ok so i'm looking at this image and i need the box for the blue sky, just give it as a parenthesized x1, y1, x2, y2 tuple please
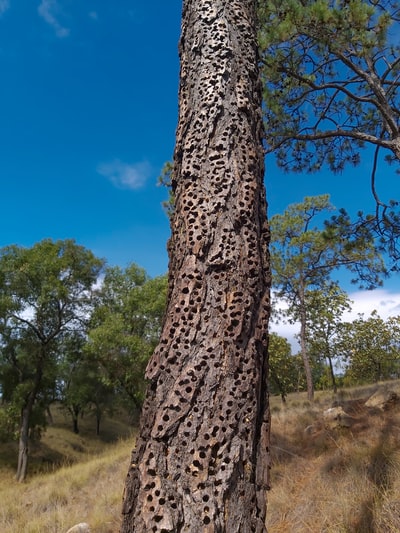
(0, 1, 399, 321)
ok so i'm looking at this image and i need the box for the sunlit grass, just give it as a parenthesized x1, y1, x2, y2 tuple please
(1, 383, 400, 532)
(0, 438, 134, 533)
(267, 380, 400, 532)
(0, 405, 136, 533)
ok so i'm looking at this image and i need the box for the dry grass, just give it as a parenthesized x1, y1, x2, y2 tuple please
(267, 381, 400, 533)
(0, 438, 133, 533)
(2, 384, 400, 532)
(0, 406, 136, 533)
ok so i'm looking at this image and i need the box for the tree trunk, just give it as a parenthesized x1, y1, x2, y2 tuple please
(327, 354, 337, 394)
(95, 404, 101, 436)
(70, 406, 80, 434)
(73, 415, 79, 434)
(16, 406, 30, 483)
(121, 1, 271, 532)
(16, 358, 44, 482)
(299, 289, 314, 401)
(46, 406, 54, 425)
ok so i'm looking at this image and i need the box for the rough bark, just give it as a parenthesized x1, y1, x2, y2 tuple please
(121, 1, 270, 531)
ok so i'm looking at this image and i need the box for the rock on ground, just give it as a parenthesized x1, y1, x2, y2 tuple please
(65, 523, 90, 533)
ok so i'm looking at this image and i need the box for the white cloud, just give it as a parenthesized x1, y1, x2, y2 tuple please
(38, 0, 70, 38)
(344, 289, 400, 321)
(0, 1, 9, 16)
(97, 160, 151, 190)
(88, 11, 98, 21)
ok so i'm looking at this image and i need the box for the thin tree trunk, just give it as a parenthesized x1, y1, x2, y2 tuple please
(299, 289, 314, 401)
(73, 414, 79, 434)
(121, 1, 270, 531)
(16, 358, 44, 482)
(327, 355, 337, 394)
(16, 406, 30, 483)
(69, 405, 80, 434)
(46, 406, 54, 425)
(96, 405, 101, 436)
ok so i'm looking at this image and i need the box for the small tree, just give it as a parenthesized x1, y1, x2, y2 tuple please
(339, 311, 400, 384)
(268, 333, 299, 402)
(306, 284, 352, 393)
(0, 239, 103, 481)
(57, 332, 113, 435)
(271, 195, 385, 400)
(88, 265, 167, 414)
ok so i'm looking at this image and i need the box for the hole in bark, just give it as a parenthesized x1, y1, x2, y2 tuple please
(211, 444, 220, 458)
(203, 516, 211, 525)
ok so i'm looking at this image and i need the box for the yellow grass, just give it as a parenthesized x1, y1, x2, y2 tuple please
(1, 383, 400, 532)
(0, 438, 133, 533)
(267, 381, 400, 532)
(0, 406, 136, 533)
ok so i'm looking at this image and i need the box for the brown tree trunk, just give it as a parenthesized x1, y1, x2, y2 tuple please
(16, 406, 30, 483)
(327, 353, 337, 394)
(16, 358, 44, 482)
(121, 1, 271, 531)
(299, 286, 314, 401)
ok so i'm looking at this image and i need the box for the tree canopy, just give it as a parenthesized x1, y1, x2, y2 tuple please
(258, 0, 400, 259)
(270, 194, 386, 399)
(258, 0, 400, 171)
(0, 239, 104, 481)
(87, 264, 167, 413)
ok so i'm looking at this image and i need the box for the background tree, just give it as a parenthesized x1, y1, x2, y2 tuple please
(121, 1, 271, 531)
(270, 194, 385, 400)
(306, 284, 352, 393)
(339, 311, 400, 384)
(257, 0, 400, 259)
(0, 239, 103, 481)
(88, 265, 167, 416)
(268, 333, 301, 402)
(57, 332, 113, 435)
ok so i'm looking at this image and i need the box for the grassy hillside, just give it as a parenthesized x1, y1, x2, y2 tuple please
(0, 405, 136, 533)
(1, 383, 400, 532)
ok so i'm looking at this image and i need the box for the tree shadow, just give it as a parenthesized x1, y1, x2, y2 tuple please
(349, 411, 398, 532)
(352, 499, 376, 533)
